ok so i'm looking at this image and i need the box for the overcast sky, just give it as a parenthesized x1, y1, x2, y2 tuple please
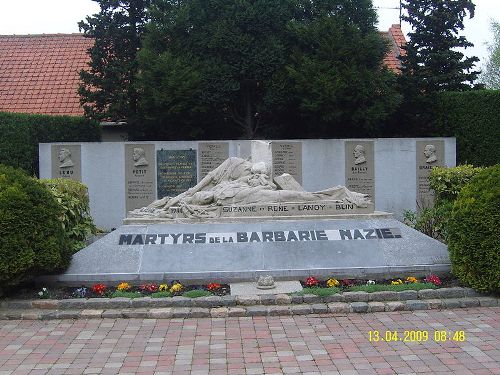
(0, 0, 498, 68)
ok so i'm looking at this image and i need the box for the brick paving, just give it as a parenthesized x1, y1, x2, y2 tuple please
(0, 307, 498, 375)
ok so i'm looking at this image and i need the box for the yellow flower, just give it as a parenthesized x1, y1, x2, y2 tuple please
(326, 278, 340, 288)
(391, 279, 403, 285)
(406, 277, 418, 284)
(117, 282, 131, 291)
(169, 283, 183, 293)
(159, 284, 169, 292)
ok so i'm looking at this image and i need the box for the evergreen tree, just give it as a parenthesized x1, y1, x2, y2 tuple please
(400, 0, 480, 93)
(137, 0, 400, 139)
(78, 0, 150, 121)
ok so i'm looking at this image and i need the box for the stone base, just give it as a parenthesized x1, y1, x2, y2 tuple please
(230, 281, 303, 296)
(124, 210, 390, 225)
(38, 216, 450, 285)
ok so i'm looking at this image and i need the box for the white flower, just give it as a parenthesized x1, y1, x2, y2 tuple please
(38, 291, 43, 296)
(42, 288, 47, 291)
(366, 280, 376, 285)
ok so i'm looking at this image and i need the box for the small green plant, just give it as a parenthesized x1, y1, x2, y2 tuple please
(111, 290, 143, 298)
(41, 179, 97, 253)
(349, 283, 437, 293)
(151, 291, 173, 298)
(298, 287, 341, 296)
(37, 287, 50, 299)
(182, 290, 212, 298)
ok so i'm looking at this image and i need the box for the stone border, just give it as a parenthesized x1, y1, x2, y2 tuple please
(0, 287, 497, 320)
(0, 297, 497, 320)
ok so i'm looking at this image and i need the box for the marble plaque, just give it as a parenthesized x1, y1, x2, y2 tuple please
(157, 149, 197, 198)
(125, 144, 156, 212)
(416, 140, 445, 208)
(271, 142, 302, 185)
(198, 142, 229, 179)
(345, 141, 375, 203)
(51, 145, 81, 181)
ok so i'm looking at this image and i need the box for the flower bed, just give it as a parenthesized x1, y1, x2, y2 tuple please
(2, 275, 457, 301)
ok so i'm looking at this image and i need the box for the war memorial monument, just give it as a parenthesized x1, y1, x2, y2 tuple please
(40, 140, 451, 285)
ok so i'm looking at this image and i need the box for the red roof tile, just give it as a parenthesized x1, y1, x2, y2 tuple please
(381, 24, 406, 73)
(0, 34, 92, 116)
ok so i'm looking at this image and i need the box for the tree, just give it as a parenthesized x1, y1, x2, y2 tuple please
(400, 0, 480, 93)
(481, 20, 500, 89)
(79, 0, 150, 121)
(136, 0, 400, 139)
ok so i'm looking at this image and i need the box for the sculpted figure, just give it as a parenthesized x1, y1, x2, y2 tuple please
(133, 147, 149, 167)
(58, 148, 74, 168)
(129, 157, 370, 219)
(353, 144, 366, 165)
(423, 144, 437, 164)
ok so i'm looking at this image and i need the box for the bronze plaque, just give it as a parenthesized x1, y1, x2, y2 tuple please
(157, 149, 197, 198)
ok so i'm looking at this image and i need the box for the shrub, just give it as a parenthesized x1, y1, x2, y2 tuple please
(0, 112, 100, 175)
(405, 165, 484, 242)
(434, 90, 500, 166)
(430, 165, 484, 204)
(447, 165, 500, 293)
(40, 179, 97, 253)
(0, 164, 71, 290)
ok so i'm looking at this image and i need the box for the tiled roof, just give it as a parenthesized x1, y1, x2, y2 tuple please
(381, 24, 406, 73)
(0, 34, 92, 116)
(0, 27, 405, 117)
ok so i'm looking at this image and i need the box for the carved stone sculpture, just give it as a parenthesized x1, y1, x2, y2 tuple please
(58, 148, 74, 168)
(256, 275, 276, 289)
(133, 147, 149, 167)
(128, 157, 372, 220)
(424, 144, 437, 164)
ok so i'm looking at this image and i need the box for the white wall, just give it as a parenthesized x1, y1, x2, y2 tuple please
(40, 138, 455, 230)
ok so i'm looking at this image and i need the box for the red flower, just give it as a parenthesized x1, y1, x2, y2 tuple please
(207, 283, 221, 291)
(139, 283, 158, 292)
(305, 276, 320, 287)
(425, 275, 442, 286)
(91, 283, 107, 296)
(341, 279, 353, 287)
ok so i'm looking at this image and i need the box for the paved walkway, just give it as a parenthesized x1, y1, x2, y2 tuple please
(0, 307, 498, 375)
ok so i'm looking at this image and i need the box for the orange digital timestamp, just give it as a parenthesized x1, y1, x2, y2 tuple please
(368, 330, 466, 342)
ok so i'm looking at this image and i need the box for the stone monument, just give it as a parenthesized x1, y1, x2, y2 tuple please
(41, 157, 450, 285)
(127, 157, 373, 223)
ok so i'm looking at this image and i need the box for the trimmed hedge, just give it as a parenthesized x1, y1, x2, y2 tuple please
(434, 90, 500, 167)
(447, 165, 500, 293)
(0, 112, 101, 176)
(0, 164, 72, 290)
(41, 179, 97, 253)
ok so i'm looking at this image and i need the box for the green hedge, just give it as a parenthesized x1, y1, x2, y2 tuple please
(0, 164, 72, 290)
(447, 165, 500, 293)
(434, 90, 500, 167)
(0, 112, 101, 176)
(41, 179, 97, 253)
